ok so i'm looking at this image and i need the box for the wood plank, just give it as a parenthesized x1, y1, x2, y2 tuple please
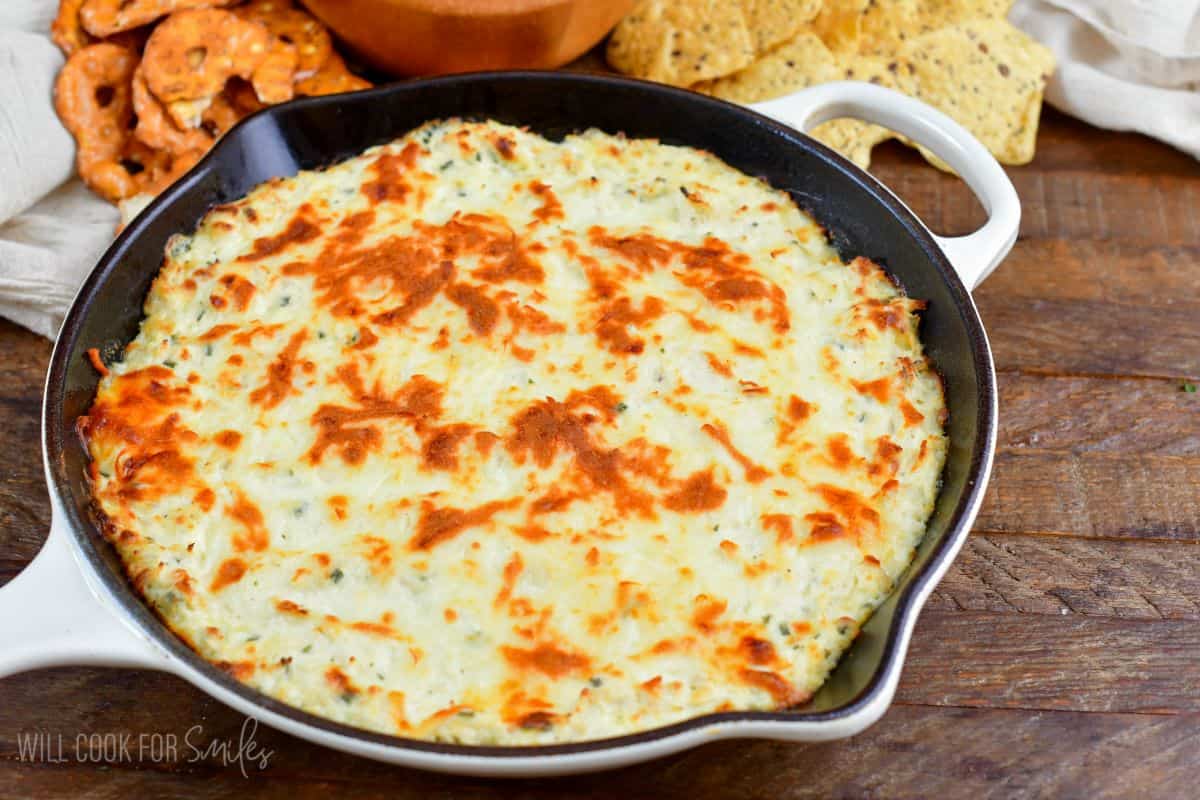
(980, 239, 1200, 376)
(985, 240, 1200, 311)
(0, 320, 51, 583)
(929, 534, 1200, 620)
(1, 704, 1196, 799)
(1018, 172, 1199, 246)
(871, 145, 1200, 245)
(996, 372, 1200, 456)
(898, 610, 1200, 713)
(977, 451, 1200, 541)
(979, 372, 1200, 540)
(980, 294, 1200, 378)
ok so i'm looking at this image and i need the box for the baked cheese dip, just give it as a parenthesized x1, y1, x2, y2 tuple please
(79, 120, 947, 745)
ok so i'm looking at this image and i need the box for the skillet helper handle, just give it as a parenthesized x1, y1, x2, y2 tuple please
(0, 516, 170, 678)
(749, 81, 1021, 290)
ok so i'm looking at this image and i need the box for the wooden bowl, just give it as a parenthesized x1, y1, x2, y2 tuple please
(300, 0, 634, 76)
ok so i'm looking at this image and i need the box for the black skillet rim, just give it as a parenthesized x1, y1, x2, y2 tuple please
(43, 70, 997, 760)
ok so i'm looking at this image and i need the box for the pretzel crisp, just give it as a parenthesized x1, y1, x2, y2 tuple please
(131, 64, 214, 153)
(126, 139, 204, 195)
(79, 0, 237, 38)
(199, 78, 266, 136)
(51, 0, 94, 56)
(141, 8, 296, 126)
(296, 50, 372, 96)
(52, 0, 371, 211)
(234, 0, 333, 78)
(54, 43, 141, 202)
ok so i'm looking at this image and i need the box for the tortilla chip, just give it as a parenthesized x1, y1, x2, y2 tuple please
(831, 52, 916, 90)
(702, 43, 909, 169)
(810, 0, 1012, 58)
(810, 120, 890, 168)
(678, 2, 1053, 170)
(808, 0, 870, 56)
(606, 0, 757, 86)
(901, 19, 1055, 166)
(743, 0, 823, 53)
(814, 55, 915, 168)
(698, 29, 838, 102)
(856, 0, 919, 55)
(913, 0, 1013, 31)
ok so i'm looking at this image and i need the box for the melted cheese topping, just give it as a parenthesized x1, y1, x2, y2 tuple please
(80, 120, 947, 745)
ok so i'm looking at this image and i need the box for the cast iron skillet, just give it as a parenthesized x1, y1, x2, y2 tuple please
(5, 72, 1014, 777)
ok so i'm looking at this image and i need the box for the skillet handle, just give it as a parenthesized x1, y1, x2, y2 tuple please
(749, 81, 1021, 290)
(0, 515, 171, 678)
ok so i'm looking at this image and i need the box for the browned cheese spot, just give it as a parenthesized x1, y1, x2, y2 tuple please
(211, 557, 247, 592)
(529, 180, 563, 224)
(249, 329, 307, 409)
(590, 228, 790, 333)
(739, 668, 809, 707)
(702, 422, 771, 483)
(362, 141, 421, 205)
(506, 387, 658, 516)
(214, 429, 243, 449)
(228, 489, 269, 552)
(307, 368, 443, 466)
(409, 498, 520, 551)
(761, 513, 794, 544)
(238, 215, 320, 263)
(664, 469, 727, 513)
(851, 377, 892, 403)
(500, 642, 591, 679)
(77, 366, 197, 503)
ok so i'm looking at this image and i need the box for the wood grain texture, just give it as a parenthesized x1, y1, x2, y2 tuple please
(0, 324, 51, 582)
(2, 702, 1198, 799)
(2, 107, 1199, 795)
(878, 164, 1200, 245)
(996, 373, 1200, 456)
(978, 451, 1200, 540)
(929, 534, 1200, 620)
(899, 611, 1200, 713)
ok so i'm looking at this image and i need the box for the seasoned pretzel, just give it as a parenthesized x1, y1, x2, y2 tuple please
(199, 91, 243, 136)
(115, 143, 204, 227)
(234, 0, 333, 78)
(53, 43, 140, 202)
(197, 76, 267, 135)
(126, 140, 204, 195)
(226, 76, 267, 114)
(295, 51, 371, 96)
(51, 0, 93, 56)
(79, 0, 237, 38)
(107, 25, 155, 54)
(131, 64, 214, 154)
(251, 38, 299, 103)
(141, 8, 295, 122)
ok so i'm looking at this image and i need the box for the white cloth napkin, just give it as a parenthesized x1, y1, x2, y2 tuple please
(0, 4, 118, 339)
(1011, 0, 1200, 158)
(0, 1, 1198, 339)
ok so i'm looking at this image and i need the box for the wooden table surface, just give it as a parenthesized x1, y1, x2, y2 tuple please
(1, 107, 1197, 798)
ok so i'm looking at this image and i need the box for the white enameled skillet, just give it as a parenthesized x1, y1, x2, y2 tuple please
(1, 73, 1016, 777)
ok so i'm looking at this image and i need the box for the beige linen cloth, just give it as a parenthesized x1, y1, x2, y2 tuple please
(0, 3, 118, 339)
(0, 1, 1197, 339)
